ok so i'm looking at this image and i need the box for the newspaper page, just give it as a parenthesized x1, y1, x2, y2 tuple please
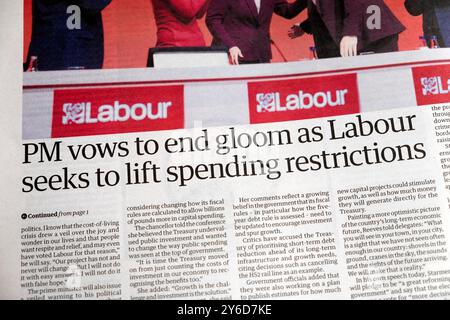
(1, 0, 450, 303)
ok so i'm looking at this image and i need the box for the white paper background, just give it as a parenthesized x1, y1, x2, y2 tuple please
(0, 0, 23, 299)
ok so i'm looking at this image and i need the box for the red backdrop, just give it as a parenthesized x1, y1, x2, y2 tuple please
(23, 0, 423, 69)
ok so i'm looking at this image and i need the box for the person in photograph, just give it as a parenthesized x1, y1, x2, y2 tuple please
(206, 0, 305, 65)
(404, 0, 450, 48)
(26, 0, 112, 71)
(152, 0, 210, 47)
(288, 0, 405, 59)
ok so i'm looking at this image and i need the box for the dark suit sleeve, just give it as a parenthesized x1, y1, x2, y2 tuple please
(341, 0, 365, 38)
(76, 0, 112, 12)
(39, 0, 64, 4)
(300, 18, 312, 34)
(206, 0, 237, 49)
(404, 0, 425, 16)
(37, 0, 111, 11)
(274, 0, 307, 19)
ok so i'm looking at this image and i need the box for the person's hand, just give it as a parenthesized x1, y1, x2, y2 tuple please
(229, 46, 243, 65)
(288, 24, 305, 39)
(340, 36, 358, 57)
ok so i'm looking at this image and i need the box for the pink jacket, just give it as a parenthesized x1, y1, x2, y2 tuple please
(152, 0, 209, 47)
